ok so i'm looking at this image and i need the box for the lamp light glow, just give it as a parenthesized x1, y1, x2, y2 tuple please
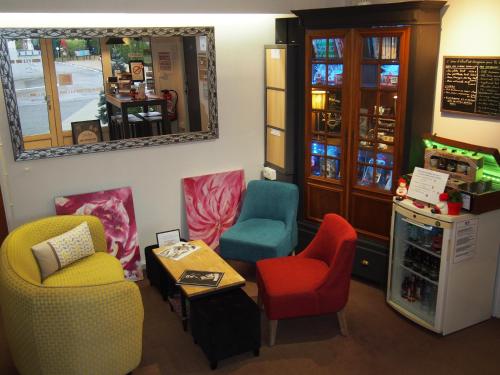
(311, 90, 326, 110)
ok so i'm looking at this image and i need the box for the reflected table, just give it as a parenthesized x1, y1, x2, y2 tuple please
(105, 93, 170, 139)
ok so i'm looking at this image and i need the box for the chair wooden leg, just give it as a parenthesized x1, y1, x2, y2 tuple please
(337, 308, 349, 337)
(269, 319, 278, 346)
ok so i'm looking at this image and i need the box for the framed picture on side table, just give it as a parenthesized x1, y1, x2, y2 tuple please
(71, 119, 103, 145)
(156, 229, 181, 247)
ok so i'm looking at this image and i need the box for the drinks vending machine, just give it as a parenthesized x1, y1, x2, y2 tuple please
(386, 198, 500, 335)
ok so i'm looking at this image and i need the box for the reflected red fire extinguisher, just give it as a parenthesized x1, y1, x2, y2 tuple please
(161, 89, 178, 121)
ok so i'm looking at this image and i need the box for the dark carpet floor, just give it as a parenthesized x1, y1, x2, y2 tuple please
(1, 262, 500, 375)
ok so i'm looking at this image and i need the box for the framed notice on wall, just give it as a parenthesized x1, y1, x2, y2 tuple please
(129, 60, 145, 82)
(441, 56, 500, 119)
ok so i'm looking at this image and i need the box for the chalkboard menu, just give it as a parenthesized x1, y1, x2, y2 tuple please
(441, 56, 500, 118)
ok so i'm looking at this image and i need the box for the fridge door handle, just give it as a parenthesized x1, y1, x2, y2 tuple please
(401, 217, 434, 231)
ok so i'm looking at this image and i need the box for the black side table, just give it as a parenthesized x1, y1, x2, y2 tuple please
(144, 244, 170, 299)
(189, 288, 261, 370)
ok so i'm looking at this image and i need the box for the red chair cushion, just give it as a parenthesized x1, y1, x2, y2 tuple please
(257, 256, 329, 320)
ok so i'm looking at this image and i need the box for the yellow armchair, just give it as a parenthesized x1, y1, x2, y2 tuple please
(0, 215, 144, 375)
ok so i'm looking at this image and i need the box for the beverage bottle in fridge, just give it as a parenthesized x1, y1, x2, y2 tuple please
(401, 276, 409, 299)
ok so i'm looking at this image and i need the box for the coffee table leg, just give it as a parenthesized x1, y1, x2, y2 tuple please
(181, 294, 188, 331)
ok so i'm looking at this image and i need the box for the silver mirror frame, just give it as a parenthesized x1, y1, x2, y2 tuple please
(0, 27, 218, 161)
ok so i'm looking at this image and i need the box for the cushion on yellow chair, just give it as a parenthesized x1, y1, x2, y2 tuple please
(43, 252, 124, 287)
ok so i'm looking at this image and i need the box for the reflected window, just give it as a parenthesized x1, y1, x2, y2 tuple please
(7, 38, 50, 137)
(52, 38, 103, 131)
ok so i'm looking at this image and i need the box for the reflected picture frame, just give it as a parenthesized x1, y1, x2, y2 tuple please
(156, 229, 181, 247)
(129, 60, 145, 82)
(71, 120, 103, 145)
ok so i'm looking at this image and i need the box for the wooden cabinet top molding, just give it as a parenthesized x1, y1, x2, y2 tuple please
(292, 1, 447, 29)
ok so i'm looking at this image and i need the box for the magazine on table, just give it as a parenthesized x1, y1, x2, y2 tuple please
(176, 270, 224, 287)
(157, 241, 200, 261)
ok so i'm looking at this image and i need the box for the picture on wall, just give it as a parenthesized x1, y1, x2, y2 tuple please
(54, 187, 142, 281)
(183, 170, 245, 250)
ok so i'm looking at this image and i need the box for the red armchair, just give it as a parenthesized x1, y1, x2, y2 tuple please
(256, 214, 357, 345)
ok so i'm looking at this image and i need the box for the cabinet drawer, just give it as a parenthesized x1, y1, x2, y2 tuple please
(352, 248, 387, 285)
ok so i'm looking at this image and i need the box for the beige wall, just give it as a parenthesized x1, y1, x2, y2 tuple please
(432, 0, 500, 149)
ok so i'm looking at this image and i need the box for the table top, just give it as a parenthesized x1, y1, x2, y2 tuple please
(153, 240, 245, 298)
(106, 93, 164, 107)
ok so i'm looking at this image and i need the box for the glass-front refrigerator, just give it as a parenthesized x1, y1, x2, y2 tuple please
(387, 198, 500, 335)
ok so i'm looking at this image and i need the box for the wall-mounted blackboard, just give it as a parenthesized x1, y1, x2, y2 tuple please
(441, 56, 500, 119)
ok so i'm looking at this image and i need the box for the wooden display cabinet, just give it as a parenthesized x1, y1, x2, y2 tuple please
(293, 1, 446, 285)
(304, 26, 410, 242)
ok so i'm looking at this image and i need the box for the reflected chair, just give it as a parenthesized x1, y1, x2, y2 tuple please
(138, 111, 163, 136)
(110, 113, 145, 139)
(0, 215, 144, 375)
(256, 213, 357, 346)
(219, 180, 299, 263)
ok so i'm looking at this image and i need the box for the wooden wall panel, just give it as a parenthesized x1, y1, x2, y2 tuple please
(266, 89, 285, 129)
(265, 48, 285, 89)
(266, 127, 285, 168)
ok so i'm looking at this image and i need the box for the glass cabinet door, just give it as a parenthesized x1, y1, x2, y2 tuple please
(389, 211, 444, 327)
(355, 34, 402, 192)
(309, 36, 344, 182)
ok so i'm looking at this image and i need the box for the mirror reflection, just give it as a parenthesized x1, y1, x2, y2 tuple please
(0, 27, 217, 160)
(7, 34, 209, 149)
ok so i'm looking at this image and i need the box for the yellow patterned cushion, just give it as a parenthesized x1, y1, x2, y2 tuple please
(43, 252, 124, 287)
(32, 221, 95, 280)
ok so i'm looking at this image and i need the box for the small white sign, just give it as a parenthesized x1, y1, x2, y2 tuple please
(270, 128, 281, 136)
(453, 219, 478, 263)
(407, 167, 449, 205)
(271, 49, 281, 59)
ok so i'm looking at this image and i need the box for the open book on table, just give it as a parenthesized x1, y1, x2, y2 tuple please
(157, 241, 200, 261)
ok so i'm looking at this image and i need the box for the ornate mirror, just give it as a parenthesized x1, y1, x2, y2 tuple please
(0, 27, 218, 160)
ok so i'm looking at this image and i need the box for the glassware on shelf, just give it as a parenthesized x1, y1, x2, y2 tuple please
(326, 112, 342, 134)
(312, 112, 326, 132)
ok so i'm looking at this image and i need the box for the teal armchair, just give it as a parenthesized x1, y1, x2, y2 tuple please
(219, 180, 299, 263)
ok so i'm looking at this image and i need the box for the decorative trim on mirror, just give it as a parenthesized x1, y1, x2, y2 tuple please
(0, 27, 218, 161)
